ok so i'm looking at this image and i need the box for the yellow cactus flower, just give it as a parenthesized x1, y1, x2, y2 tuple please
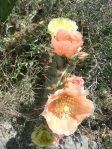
(48, 18, 78, 35)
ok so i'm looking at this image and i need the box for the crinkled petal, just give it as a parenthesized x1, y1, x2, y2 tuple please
(51, 30, 83, 58)
(64, 84, 87, 98)
(51, 37, 72, 57)
(48, 18, 78, 35)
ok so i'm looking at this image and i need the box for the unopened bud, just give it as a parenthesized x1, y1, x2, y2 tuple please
(77, 52, 89, 61)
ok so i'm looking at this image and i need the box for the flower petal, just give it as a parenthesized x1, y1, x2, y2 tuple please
(51, 30, 83, 58)
(71, 99, 94, 124)
(46, 89, 64, 105)
(42, 112, 78, 136)
(48, 18, 78, 35)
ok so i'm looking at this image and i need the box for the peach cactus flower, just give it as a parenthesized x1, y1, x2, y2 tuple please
(41, 76, 94, 136)
(51, 29, 83, 58)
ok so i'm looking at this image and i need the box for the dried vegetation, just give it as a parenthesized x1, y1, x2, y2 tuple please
(0, 0, 112, 148)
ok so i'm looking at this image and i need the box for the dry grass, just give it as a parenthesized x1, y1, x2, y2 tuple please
(0, 0, 112, 148)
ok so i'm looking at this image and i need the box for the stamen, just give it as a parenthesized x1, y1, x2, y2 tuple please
(53, 95, 75, 118)
(64, 106, 69, 112)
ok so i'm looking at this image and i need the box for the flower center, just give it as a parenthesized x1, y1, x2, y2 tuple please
(64, 106, 69, 112)
(53, 95, 74, 118)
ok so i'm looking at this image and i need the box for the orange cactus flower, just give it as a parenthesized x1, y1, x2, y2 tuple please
(41, 78, 94, 136)
(51, 29, 83, 58)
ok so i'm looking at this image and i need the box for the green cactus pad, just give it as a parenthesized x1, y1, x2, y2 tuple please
(31, 125, 55, 147)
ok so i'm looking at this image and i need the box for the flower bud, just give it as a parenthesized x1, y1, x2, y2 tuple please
(77, 52, 89, 61)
